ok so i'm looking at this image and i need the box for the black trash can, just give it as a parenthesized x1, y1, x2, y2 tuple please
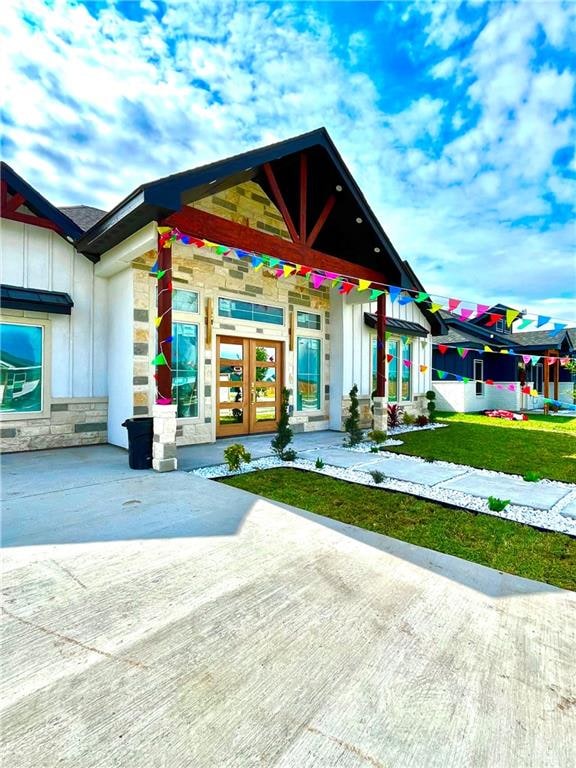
(122, 417, 154, 469)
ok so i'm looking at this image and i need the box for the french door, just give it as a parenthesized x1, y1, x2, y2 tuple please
(216, 336, 283, 437)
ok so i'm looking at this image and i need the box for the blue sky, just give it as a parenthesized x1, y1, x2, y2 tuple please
(2, 0, 575, 322)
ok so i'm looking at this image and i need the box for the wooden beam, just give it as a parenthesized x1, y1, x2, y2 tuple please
(262, 162, 299, 243)
(164, 206, 388, 283)
(6, 193, 26, 214)
(299, 153, 307, 243)
(306, 194, 336, 248)
(0, 181, 7, 208)
(2, 209, 62, 233)
(156, 236, 173, 404)
(376, 293, 387, 397)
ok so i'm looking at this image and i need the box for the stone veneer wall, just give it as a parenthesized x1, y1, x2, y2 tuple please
(0, 398, 108, 453)
(130, 246, 331, 445)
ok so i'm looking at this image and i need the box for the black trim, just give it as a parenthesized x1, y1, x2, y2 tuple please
(1, 162, 84, 243)
(0, 284, 74, 315)
(364, 313, 428, 337)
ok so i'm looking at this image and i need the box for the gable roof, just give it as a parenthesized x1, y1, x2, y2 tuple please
(59, 205, 107, 232)
(73, 128, 419, 287)
(0, 162, 84, 242)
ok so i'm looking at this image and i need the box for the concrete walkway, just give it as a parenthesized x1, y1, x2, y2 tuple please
(1, 445, 575, 767)
(181, 430, 574, 512)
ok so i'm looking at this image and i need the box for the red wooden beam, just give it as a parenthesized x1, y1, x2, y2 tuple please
(6, 193, 26, 214)
(299, 153, 307, 243)
(306, 194, 336, 248)
(164, 206, 388, 283)
(1, 181, 9, 209)
(156, 236, 173, 404)
(262, 162, 299, 243)
(376, 293, 387, 397)
(2, 209, 62, 234)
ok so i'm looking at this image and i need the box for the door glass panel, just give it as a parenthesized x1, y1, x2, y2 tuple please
(297, 337, 321, 410)
(387, 340, 398, 403)
(220, 342, 243, 361)
(255, 366, 276, 383)
(254, 346, 276, 364)
(220, 364, 243, 382)
(219, 407, 244, 425)
(255, 406, 276, 422)
(173, 323, 198, 417)
(255, 385, 276, 403)
(219, 386, 244, 404)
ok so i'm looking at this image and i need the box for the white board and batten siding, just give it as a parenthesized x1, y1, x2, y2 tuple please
(0, 219, 108, 399)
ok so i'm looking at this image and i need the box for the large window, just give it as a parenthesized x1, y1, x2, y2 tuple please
(218, 298, 283, 325)
(297, 337, 321, 410)
(173, 289, 199, 313)
(474, 359, 484, 396)
(371, 336, 411, 402)
(172, 323, 198, 417)
(0, 323, 43, 414)
(296, 311, 321, 330)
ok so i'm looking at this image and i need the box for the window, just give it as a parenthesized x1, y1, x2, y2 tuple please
(218, 298, 283, 325)
(371, 336, 411, 402)
(173, 289, 199, 313)
(172, 323, 198, 417)
(0, 323, 43, 414)
(474, 359, 484, 396)
(297, 337, 321, 410)
(296, 311, 321, 330)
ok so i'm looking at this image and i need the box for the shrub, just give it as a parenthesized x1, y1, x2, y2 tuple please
(378, 445, 388, 451)
(425, 390, 437, 423)
(415, 415, 429, 427)
(344, 384, 364, 446)
(271, 387, 294, 460)
(370, 446, 379, 453)
(367, 429, 387, 444)
(282, 449, 297, 462)
(488, 496, 510, 512)
(387, 403, 403, 429)
(315, 457, 325, 469)
(523, 471, 541, 482)
(403, 412, 416, 426)
(223, 443, 252, 472)
(370, 470, 385, 484)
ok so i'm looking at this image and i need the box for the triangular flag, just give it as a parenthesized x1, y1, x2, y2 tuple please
(162, 335, 173, 344)
(438, 344, 448, 354)
(486, 379, 494, 385)
(506, 309, 520, 327)
(215, 246, 229, 255)
(476, 304, 490, 316)
(507, 384, 516, 391)
(522, 355, 531, 364)
(549, 323, 566, 336)
(460, 308, 474, 321)
(560, 357, 570, 365)
(156, 397, 172, 405)
(235, 249, 251, 259)
(531, 356, 540, 365)
(310, 273, 326, 290)
(398, 295, 414, 305)
(369, 289, 385, 301)
(386, 354, 394, 363)
(156, 270, 166, 280)
(485, 313, 501, 327)
(516, 318, 533, 330)
(388, 286, 401, 303)
(180, 235, 191, 245)
(324, 271, 339, 282)
(414, 292, 429, 303)
(339, 281, 355, 294)
(457, 347, 469, 358)
(448, 298, 461, 312)
(203, 240, 218, 248)
(299, 266, 312, 277)
(483, 345, 493, 353)
(331, 276, 343, 288)
(536, 315, 551, 328)
(267, 257, 281, 268)
(274, 268, 284, 278)
(530, 388, 538, 397)
(151, 352, 167, 366)
(455, 375, 463, 381)
(496, 384, 504, 390)
(499, 349, 509, 355)
(357, 279, 371, 291)
(403, 359, 412, 368)
(157, 226, 172, 234)
(149, 260, 159, 274)
(437, 370, 447, 379)
(154, 316, 162, 328)
(522, 386, 531, 395)
(462, 377, 470, 384)
(546, 357, 556, 365)
(252, 256, 263, 269)
(429, 303, 443, 313)
(419, 365, 428, 373)
(283, 265, 296, 278)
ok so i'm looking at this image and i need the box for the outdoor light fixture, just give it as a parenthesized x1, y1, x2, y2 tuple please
(374, 247, 381, 253)
(335, 184, 343, 191)
(356, 217, 363, 224)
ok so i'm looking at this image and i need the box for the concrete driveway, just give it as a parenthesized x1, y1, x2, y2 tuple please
(1, 446, 575, 767)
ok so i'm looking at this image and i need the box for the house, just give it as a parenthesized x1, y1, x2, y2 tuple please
(1, 129, 443, 466)
(431, 306, 575, 412)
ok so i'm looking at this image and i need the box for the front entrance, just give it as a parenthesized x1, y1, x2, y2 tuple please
(216, 336, 283, 437)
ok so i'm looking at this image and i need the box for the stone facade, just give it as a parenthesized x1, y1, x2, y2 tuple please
(128, 180, 332, 445)
(1, 398, 108, 453)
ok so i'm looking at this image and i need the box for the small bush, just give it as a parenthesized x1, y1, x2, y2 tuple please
(387, 403, 403, 429)
(403, 412, 416, 426)
(369, 470, 385, 484)
(367, 429, 387, 444)
(282, 449, 297, 462)
(223, 443, 252, 472)
(423, 456, 435, 463)
(415, 415, 429, 427)
(271, 387, 294, 460)
(315, 457, 325, 469)
(523, 471, 541, 482)
(425, 390, 437, 423)
(378, 445, 388, 451)
(370, 446, 379, 453)
(344, 384, 364, 446)
(488, 496, 510, 512)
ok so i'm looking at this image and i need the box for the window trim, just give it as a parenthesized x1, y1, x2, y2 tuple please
(0, 316, 51, 421)
(296, 335, 322, 413)
(216, 295, 285, 327)
(474, 358, 484, 396)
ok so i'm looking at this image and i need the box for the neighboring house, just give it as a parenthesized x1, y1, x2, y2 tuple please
(432, 306, 575, 412)
(1, 129, 442, 458)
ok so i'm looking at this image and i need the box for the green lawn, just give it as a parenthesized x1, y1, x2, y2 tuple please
(386, 412, 576, 482)
(222, 469, 576, 591)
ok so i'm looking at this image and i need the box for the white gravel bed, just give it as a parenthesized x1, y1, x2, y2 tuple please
(344, 422, 447, 452)
(191, 455, 576, 537)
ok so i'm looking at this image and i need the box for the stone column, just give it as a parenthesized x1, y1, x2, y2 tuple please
(372, 396, 387, 432)
(152, 403, 177, 472)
